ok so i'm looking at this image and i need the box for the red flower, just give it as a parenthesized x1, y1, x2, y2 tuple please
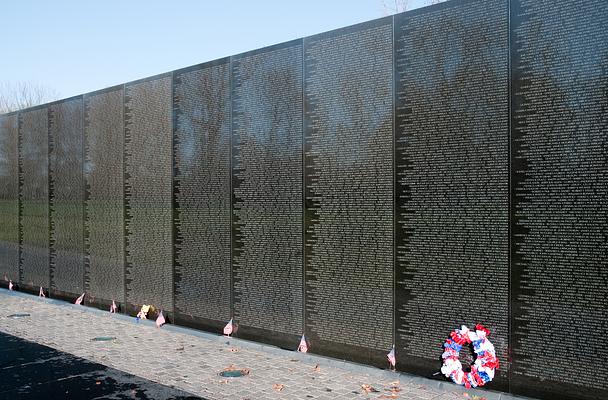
(475, 324, 491, 336)
(450, 331, 469, 345)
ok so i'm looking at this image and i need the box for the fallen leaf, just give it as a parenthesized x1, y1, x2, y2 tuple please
(361, 384, 379, 393)
(273, 383, 284, 392)
(386, 381, 401, 393)
(313, 364, 320, 373)
(175, 346, 185, 351)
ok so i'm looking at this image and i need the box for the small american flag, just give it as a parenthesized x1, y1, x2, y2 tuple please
(39, 287, 45, 298)
(223, 318, 233, 336)
(387, 345, 396, 368)
(156, 310, 166, 328)
(8, 280, 13, 291)
(298, 334, 308, 353)
(110, 300, 117, 313)
(75, 293, 85, 305)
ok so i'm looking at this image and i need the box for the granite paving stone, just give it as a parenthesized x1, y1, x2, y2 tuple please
(0, 290, 534, 400)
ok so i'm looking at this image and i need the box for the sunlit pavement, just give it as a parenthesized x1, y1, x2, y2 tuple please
(0, 289, 533, 400)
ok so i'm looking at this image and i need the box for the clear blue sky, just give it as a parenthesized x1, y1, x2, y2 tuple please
(1, 0, 431, 100)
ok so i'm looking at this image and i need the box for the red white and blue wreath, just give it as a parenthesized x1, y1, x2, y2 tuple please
(441, 324, 499, 388)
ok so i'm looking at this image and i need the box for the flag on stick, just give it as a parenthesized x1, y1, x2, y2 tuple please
(156, 310, 166, 328)
(39, 287, 45, 298)
(298, 334, 308, 353)
(8, 280, 13, 291)
(387, 345, 396, 369)
(75, 293, 85, 305)
(223, 318, 233, 336)
(110, 300, 117, 313)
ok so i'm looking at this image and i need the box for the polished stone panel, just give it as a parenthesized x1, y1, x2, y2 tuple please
(84, 87, 125, 304)
(232, 41, 303, 343)
(394, 0, 509, 387)
(0, 114, 20, 282)
(3, 3, 607, 398)
(511, 1, 608, 398)
(173, 60, 231, 326)
(124, 76, 173, 312)
(19, 107, 50, 288)
(304, 18, 393, 364)
(49, 98, 85, 295)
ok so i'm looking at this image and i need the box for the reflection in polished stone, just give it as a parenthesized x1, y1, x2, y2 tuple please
(174, 61, 231, 322)
(84, 88, 125, 303)
(0, 114, 20, 281)
(19, 107, 50, 288)
(232, 42, 303, 336)
(124, 76, 173, 311)
(511, 0, 608, 396)
(394, 0, 509, 384)
(49, 98, 84, 295)
(304, 19, 393, 353)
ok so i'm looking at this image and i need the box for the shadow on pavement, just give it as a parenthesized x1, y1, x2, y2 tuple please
(0, 331, 204, 400)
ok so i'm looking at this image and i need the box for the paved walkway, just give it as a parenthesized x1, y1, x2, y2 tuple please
(0, 290, 531, 400)
(0, 331, 201, 400)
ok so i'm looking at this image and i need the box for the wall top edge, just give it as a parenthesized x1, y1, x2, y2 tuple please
(0, 110, 19, 118)
(304, 15, 393, 43)
(231, 38, 303, 61)
(173, 56, 231, 75)
(124, 71, 173, 88)
(83, 84, 125, 99)
(47, 95, 84, 108)
(395, 0, 503, 22)
(13, 102, 50, 115)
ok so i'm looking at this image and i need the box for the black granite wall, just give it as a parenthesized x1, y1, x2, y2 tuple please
(173, 59, 232, 331)
(0, 114, 19, 281)
(232, 40, 304, 346)
(1, 1, 606, 398)
(84, 86, 125, 307)
(395, 0, 510, 389)
(510, 1, 608, 399)
(304, 17, 394, 365)
(49, 97, 85, 297)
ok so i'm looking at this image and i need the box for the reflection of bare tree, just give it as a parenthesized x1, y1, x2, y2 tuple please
(49, 98, 84, 293)
(124, 76, 173, 310)
(0, 115, 18, 193)
(0, 82, 59, 114)
(20, 107, 50, 288)
(175, 66, 228, 176)
(173, 63, 231, 320)
(232, 45, 304, 334)
(304, 21, 394, 350)
(0, 114, 19, 281)
(84, 88, 124, 302)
